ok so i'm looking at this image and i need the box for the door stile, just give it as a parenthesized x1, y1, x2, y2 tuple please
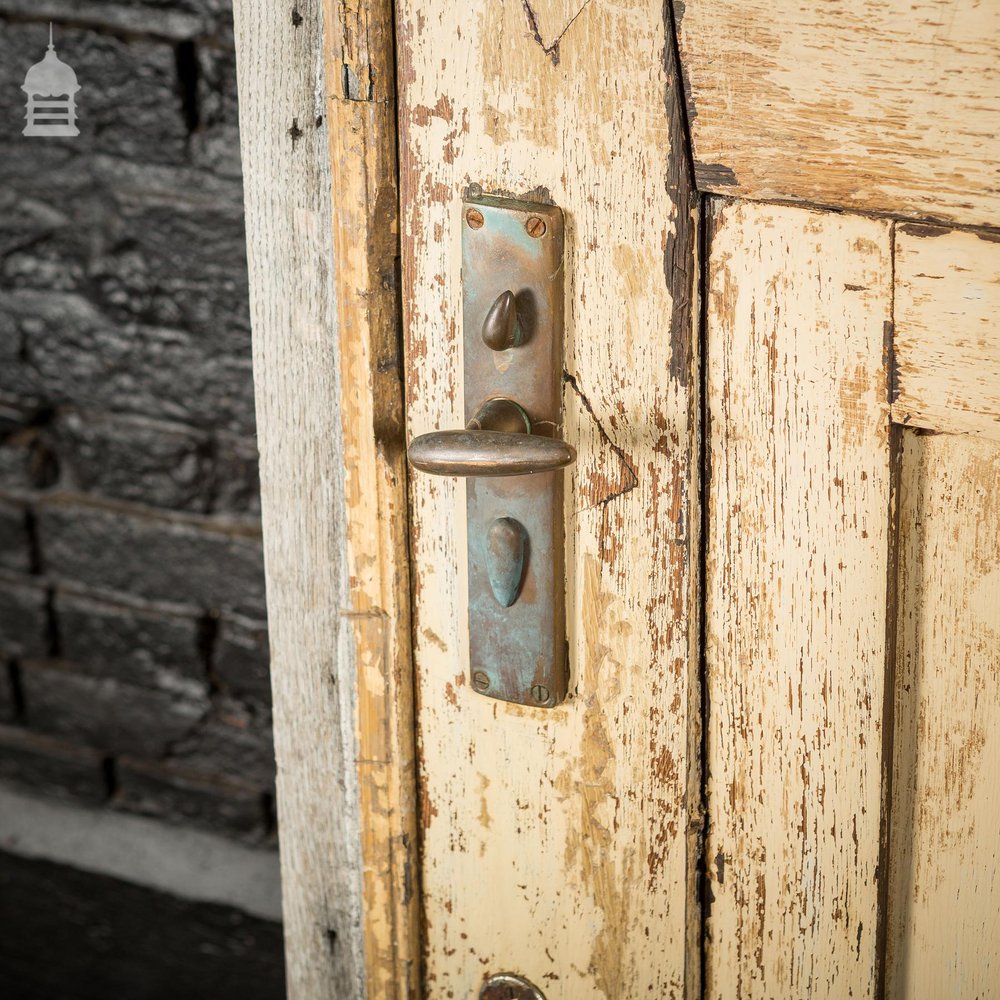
(703, 198, 895, 998)
(395, 1, 703, 993)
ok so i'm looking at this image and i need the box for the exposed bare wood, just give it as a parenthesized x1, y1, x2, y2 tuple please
(395, 0, 700, 994)
(892, 225, 1000, 441)
(233, 0, 416, 995)
(886, 431, 1000, 998)
(675, 0, 1000, 227)
(704, 199, 893, 998)
(322, 1, 420, 995)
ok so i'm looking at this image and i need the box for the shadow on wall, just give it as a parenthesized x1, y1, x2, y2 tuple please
(0, 3, 284, 996)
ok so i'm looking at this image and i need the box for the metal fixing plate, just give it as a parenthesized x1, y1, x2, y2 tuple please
(462, 195, 567, 709)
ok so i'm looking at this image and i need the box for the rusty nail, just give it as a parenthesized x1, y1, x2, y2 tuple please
(525, 216, 546, 238)
(472, 671, 490, 692)
(466, 208, 485, 229)
(531, 684, 549, 703)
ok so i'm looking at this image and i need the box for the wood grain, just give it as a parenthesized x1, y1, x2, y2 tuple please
(892, 225, 1000, 441)
(886, 431, 1000, 999)
(396, 0, 700, 995)
(676, 0, 1000, 227)
(704, 199, 893, 998)
(322, 1, 420, 995)
(234, 0, 416, 995)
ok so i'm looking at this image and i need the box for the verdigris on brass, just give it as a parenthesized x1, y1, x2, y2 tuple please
(486, 517, 527, 607)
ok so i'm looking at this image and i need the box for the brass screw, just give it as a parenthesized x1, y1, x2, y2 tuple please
(531, 684, 549, 703)
(466, 208, 485, 229)
(525, 216, 546, 238)
(472, 671, 490, 692)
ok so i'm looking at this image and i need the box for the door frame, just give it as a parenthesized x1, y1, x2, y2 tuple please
(233, 0, 418, 995)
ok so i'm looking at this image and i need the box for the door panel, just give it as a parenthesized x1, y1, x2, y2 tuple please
(395, 0, 699, 994)
(887, 431, 1000, 999)
(704, 200, 893, 998)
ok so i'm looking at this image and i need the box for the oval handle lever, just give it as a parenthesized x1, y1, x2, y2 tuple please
(408, 397, 576, 478)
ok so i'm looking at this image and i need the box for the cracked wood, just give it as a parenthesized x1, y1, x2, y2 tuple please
(396, 0, 699, 995)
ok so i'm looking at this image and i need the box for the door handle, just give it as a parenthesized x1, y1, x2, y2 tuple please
(406, 196, 569, 708)
(408, 397, 576, 477)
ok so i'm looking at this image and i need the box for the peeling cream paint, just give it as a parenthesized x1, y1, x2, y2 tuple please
(704, 200, 892, 1000)
(677, 0, 1000, 227)
(893, 227, 1000, 441)
(396, 0, 699, 995)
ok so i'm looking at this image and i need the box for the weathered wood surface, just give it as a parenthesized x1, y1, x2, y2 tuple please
(886, 431, 1000, 999)
(892, 225, 1000, 441)
(396, 0, 700, 995)
(675, 0, 1000, 227)
(321, 1, 419, 995)
(704, 200, 893, 998)
(233, 0, 416, 995)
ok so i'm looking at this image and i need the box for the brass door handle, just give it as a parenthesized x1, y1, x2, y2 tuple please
(409, 197, 570, 708)
(408, 397, 576, 478)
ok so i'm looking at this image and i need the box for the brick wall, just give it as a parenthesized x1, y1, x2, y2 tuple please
(0, 2, 275, 846)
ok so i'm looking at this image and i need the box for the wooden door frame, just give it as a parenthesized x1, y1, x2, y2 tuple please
(233, 1, 418, 995)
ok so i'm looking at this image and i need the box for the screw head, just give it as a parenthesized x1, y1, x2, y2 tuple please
(472, 671, 490, 692)
(530, 684, 550, 704)
(525, 216, 546, 238)
(466, 208, 485, 229)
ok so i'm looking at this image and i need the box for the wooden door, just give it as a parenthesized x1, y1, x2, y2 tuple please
(233, 0, 999, 996)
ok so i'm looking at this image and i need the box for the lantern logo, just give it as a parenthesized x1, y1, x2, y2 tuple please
(22, 24, 80, 138)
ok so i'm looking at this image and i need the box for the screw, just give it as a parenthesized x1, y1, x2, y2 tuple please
(472, 671, 490, 692)
(466, 208, 484, 229)
(530, 684, 549, 703)
(525, 216, 546, 238)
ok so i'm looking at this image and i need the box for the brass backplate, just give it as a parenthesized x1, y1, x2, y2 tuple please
(463, 195, 567, 708)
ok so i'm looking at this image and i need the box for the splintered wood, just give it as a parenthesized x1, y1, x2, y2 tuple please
(396, 0, 699, 995)
(704, 200, 893, 999)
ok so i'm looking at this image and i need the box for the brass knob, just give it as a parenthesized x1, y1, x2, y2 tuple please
(481, 290, 523, 351)
(407, 397, 575, 478)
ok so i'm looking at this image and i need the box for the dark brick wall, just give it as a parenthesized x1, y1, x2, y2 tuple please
(0, 2, 275, 846)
